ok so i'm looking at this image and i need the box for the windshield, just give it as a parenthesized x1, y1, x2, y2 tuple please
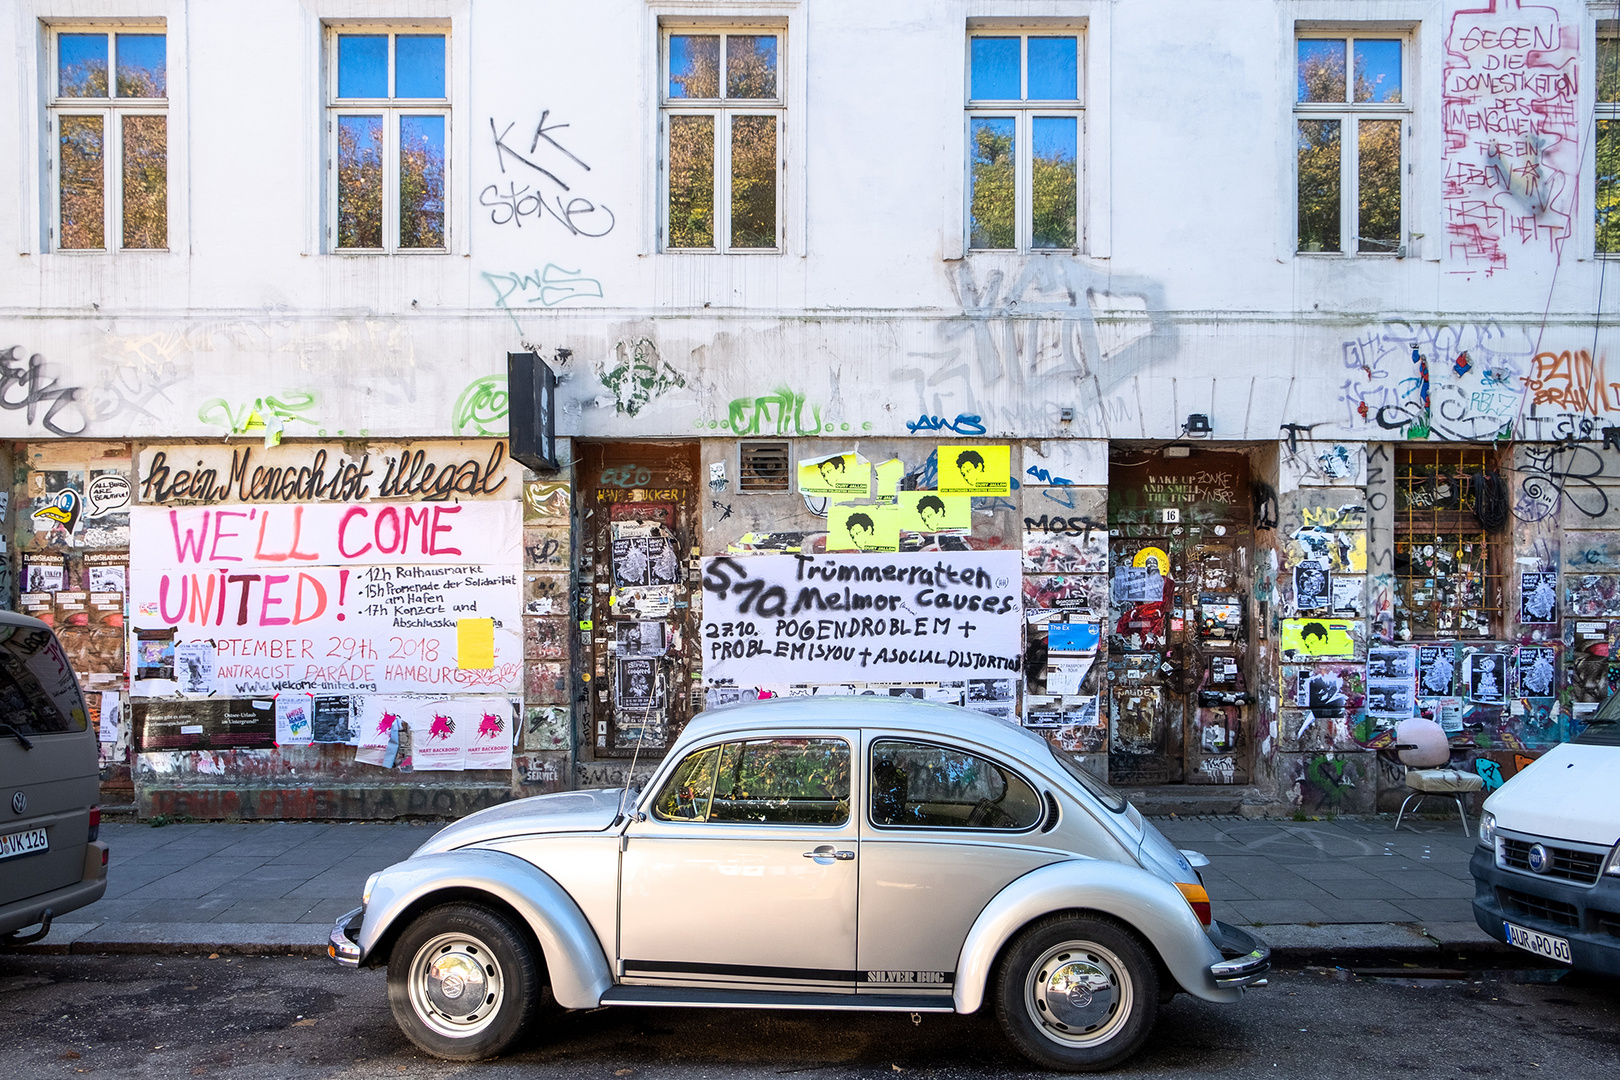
(1575, 694, 1620, 745)
(1048, 745, 1127, 814)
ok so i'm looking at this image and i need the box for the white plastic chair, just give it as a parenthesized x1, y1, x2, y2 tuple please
(1391, 717, 1483, 834)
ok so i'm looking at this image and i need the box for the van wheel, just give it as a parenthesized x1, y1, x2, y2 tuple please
(386, 903, 540, 1060)
(994, 914, 1159, 1072)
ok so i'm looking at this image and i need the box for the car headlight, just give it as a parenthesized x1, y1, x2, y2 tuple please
(1478, 811, 1495, 849)
(1607, 842, 1620, 878)
(362, 872, 381, 906)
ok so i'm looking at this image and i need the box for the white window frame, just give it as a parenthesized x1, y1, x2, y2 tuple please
(1596, 25, 1620, 256)
(964, 29, 1086, 253)
(658, 25, 786, 253)
(45, 23, 168, 253)
(324, 24, 451, 254)
(1293, 30, 1411, 257)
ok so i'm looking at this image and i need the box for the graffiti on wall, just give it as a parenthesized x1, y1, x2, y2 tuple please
(483, 109, 615, 236)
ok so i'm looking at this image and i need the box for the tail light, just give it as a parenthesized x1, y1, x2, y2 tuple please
(88, 806, 100, 843)
(1175, 881, 1212, 927)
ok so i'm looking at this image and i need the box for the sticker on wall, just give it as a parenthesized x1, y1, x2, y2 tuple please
(798, 452, 872, 498)
(898, 491, 969, 533)
(1467, 652, 1508, 704)
(1294, 561, 1331, 613)
(22, 557, 65, 594)
(1047, 622, 1100, 655)
(937, 445, 1011, 496)
(874, 458, 904, 501)
(1519, 571, 1559, 625)
(1514, 646, 1557, 696)
(615, 620, 667, 657)
(1280, 618, 1356, 659)
(1417, 643, 1458, 697)
(174, 641, 216, 695)
(826, 503, 900, 552)
(1025, 529, 1109, 575)
(275, 693, 314, 746)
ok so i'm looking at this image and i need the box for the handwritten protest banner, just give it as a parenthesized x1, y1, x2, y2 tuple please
(699, 551, 1022, 684)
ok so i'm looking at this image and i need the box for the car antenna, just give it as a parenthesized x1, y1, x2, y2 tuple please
(617, 696, 655, 826)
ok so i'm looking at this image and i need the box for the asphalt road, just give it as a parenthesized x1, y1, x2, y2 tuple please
(1, 954, 1615, 1079)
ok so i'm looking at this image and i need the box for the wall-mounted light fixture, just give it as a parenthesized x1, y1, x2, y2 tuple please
(1185, 414, 1212, 437)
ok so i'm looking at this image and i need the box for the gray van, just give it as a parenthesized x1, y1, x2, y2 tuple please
(0, 611, 108, 944)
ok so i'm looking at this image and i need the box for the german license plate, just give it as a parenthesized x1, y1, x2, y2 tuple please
(1504, 921, 1573, 964)
(0, 827, 48, 861)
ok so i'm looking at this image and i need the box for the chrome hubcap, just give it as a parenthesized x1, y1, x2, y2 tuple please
(1024, 940, 1132, 1047)
(409, 933, 505, 1040)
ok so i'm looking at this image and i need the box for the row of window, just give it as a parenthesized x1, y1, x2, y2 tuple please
(39, 23, 1620, 257)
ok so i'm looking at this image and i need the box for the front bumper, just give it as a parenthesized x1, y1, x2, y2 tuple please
(1470, 846, 1620, 978)
(1208, 921, 1270, 988)
(328, 906, 363, 967)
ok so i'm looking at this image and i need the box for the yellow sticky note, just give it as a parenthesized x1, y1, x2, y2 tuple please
(938, 445, 1011, 496)
(457, 618, 495, 669)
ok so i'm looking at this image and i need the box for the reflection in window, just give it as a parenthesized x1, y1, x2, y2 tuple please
(870, 741, 1042, 829)
(653, 745, 721, 820)
(51, 29, 167, 250)
(58, 116, 105, 250)
(1294, 35, 1405, 254)
(331, 30, 449, 251)
(966, 33, 1082, 251)
(662, 30, 782, 251)
(707, 738, 850, 825)
(1600, 37, 1620, 254)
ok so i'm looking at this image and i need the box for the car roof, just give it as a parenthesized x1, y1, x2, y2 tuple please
(675, 695, 1052, 760)
(0, 609, 54, 633)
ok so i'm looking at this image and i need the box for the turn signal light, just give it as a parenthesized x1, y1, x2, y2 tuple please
(1175, 882, 1212, 926)
(87, 806, 100, 843)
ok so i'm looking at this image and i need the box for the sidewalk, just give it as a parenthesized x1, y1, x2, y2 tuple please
(14, 815, 1504, 961)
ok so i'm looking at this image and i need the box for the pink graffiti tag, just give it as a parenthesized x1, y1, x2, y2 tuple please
(429, 714, 455, 741)
(478, 712, 505, 739)
(377, 710, 400, 736)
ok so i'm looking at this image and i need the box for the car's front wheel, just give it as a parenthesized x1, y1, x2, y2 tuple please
(994, 913, 1159, 1072)
(386, 902, 541, 1060)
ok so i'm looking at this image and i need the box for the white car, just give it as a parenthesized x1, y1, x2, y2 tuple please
(1470, 701, 1620, 976)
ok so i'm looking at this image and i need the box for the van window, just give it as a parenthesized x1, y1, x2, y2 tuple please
(0, 626, 86, 734)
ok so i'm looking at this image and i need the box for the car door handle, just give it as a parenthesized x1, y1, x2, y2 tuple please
(802, 845, 855, 861)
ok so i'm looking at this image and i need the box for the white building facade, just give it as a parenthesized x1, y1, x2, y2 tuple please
(2, 0, 1615, 817)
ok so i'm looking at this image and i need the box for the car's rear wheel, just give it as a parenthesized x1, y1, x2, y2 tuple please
(386, 902, 540, 1060)
(994, 913, 1159, 1072)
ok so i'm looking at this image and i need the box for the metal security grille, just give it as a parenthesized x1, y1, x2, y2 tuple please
(1393, 447, 1505, 639)
(738, 441, 791, 493)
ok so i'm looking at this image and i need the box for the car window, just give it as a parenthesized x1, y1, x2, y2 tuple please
(1048, 743, 1128, 813)
(705, 738, 851, 825)
(870, 740, 1042, 830)
(0, 625, 86, 735)
(652, 745, 722, 821)
(1573, 718, 1620, 746)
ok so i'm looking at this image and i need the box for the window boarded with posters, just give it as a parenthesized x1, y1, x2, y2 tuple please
(577, 442, 702, 758)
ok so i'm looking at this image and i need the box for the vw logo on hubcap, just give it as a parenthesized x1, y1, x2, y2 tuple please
(1527, 843, 1551, 874)
(439, 972, 466, 1000)
(10, 792, 24, 815)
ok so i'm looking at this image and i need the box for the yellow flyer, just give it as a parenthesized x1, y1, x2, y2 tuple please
(938, 445, 1010, 496)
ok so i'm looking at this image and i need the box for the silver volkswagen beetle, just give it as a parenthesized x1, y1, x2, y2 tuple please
(330, 697, 1268, 1071)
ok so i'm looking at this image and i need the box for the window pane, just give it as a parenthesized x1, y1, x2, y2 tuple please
(115, 33, 166, 98)
(970, 37, 1020, 100)
(0, 631, 87, 735)
(653, 745, 720, 821)
(1600, 120, 1620, 253)
(669, 35, 719, 99)
(871, 741, 1042, 829)
(399, 114, 446, 248)
(337, 115, 383, 248)
(726, 34, 777, 99)
(1353, 39, 1401, 103)
(1358, 118, 1400, 253)
(396, 35, 446, 98)
(58, 33, 108, 98)
(58, 115, 105, 249)
(1602, 37, 1620, 103)
(1032, 116, 1078, 248)
(708, 738, 850, 825)
(1027, 37, 1077, 100)
(1297, 39, 1347, 103)
(969, 117, 1015, 248)
(730, 115, 777, 247)
(667, 114, 715, 247)
(122, 114, 166, 249)
(1297, 118, 1341, 252)
(337, 35, 388, 98)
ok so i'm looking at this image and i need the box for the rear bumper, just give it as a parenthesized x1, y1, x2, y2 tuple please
(0, 841, 110, 940)
(1208, 921, 1270, 989)
(328, 906, 363, 967)
(1470, 846, 1620, 978)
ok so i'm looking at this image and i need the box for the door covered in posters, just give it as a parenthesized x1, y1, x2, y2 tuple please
(578, 442, 701, 758)
(1107, 449, 1253, 786)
